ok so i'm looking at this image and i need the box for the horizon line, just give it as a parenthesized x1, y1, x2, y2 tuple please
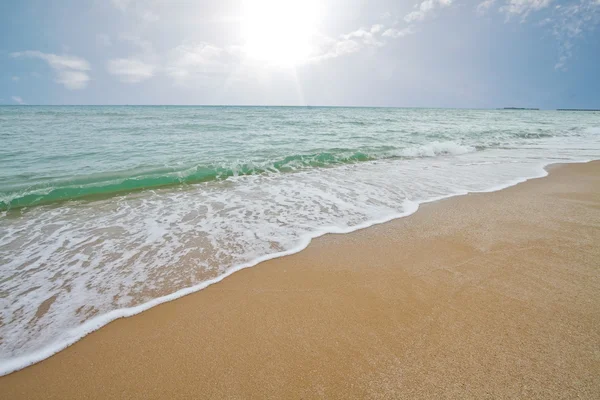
(2, 104, 596, 110)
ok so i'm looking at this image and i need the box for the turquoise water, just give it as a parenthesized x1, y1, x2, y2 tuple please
(0, 106, 599, 374)
(2, 106, 594, 210)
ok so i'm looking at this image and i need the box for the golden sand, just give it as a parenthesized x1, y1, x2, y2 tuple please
(2, 161, 599, 399)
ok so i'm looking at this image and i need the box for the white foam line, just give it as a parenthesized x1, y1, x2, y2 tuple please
(0, 158, 593, 376)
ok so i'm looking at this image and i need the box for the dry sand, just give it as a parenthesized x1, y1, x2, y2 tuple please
(2, 161, 599, 399)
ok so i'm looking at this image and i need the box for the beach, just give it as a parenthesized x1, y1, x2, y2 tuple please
(1, 160, 598, 399)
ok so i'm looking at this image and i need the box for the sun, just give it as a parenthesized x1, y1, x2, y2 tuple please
(241, 0, 321, 67)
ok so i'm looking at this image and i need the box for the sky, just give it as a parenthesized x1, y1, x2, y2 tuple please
(0, 0, 599, 108)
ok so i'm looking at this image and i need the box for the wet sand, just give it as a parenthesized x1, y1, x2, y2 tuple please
(2, 161, 599, 399)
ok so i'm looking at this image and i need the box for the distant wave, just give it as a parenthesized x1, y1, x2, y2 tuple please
(397, 141, 475, 157)
(0, 141, 477, 210)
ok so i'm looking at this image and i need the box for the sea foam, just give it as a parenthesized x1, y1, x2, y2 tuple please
(1, 106, 599, 375)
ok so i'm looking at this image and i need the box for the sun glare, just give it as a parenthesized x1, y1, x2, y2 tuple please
(241, 0, 320, 67)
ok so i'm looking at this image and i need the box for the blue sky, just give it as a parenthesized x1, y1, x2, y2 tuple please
(1, 0, 599, 108)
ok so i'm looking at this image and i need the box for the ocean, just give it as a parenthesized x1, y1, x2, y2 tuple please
(1, 106, 599, 374)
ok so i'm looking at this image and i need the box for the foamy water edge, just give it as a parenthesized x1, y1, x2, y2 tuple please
(0, 158, 593, 376)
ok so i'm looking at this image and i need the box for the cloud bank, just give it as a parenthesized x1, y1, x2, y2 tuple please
(107, 58, 156, 83)
(405, 0, 453, 23)
(10, 51, 91, 90)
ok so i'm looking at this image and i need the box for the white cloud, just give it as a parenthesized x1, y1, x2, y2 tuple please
(106, 33, 158, 83)
(501, 0, 552, 19)
(311, 23, 410, 63)
(552, 0, 600, 70)
(319, 39, 362, 61)
(341, 25, 386, 47)
(106, 18, 417, 85)
(477, 0, 497, 14)
(405, 0, 453, 23)
(371, 24, 384, 34)
(56, 71, 92, 90)
(11, 51, 89, 72)
(106, 58, 156, 83)
(12, 96, 25, 104)
(308, 35, 359, 62)
(488, 0, 599, 69)
(382, 26, 415, 38)
(9, 51, 91, 90)
(165, 43, 237, 83)
(11, 76, 20, 82)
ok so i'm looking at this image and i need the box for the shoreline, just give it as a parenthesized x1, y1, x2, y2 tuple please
(2, 160, 600, 398)
(0, 159, 590, 376)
